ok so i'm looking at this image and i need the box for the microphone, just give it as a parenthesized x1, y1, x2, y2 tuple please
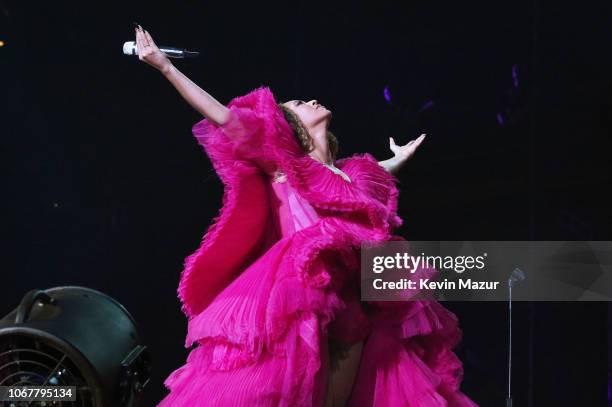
(508, 267, 525, 287)
(122, 41, 200, 59)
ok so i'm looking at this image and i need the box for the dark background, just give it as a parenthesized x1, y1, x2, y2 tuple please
(1, 0, 610, 405)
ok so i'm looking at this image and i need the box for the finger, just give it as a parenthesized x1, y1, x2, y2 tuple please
(137, 26, 148, 50)
(408, 134, 425, 145)
(135, 27, 141, 56)
(142, 27, 151, 47)
(136, 27, 144, 55)
(413, 134, 426, 148)
(389, 137, 396, 148)
(144, 30, 156, 48)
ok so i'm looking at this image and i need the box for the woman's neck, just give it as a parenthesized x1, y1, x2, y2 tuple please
(307, 125, 333, 165)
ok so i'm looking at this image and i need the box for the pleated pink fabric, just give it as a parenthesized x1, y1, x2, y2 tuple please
(157, 86, 479, 406)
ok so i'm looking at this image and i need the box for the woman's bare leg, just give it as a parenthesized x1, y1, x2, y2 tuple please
(327, 339, 364, 406)
(323, 336, 334, 407)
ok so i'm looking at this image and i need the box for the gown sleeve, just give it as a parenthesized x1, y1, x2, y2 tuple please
(192, 85, 302, 172)
(178, 86, 299, 319)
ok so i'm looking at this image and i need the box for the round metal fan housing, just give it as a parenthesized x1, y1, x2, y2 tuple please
(0, 286, 150, 406)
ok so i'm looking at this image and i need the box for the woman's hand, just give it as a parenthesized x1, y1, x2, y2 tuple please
(144, 26, 230, 124)
(389, 133, 426, 162)
(378, 133, 426, 174)
(135, 25, 172, 73)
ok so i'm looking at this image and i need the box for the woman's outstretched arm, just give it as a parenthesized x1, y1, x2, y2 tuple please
(162, 64, 230, 125)
(377, 155, 406, 175)
(134, 25, 230, 126)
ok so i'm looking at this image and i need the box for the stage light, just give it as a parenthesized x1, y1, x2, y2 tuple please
(0, 286, 150, 406)
(383, 85, 392, 103)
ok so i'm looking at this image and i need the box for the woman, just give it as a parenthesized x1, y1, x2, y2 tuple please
(134, 25, 478, 407)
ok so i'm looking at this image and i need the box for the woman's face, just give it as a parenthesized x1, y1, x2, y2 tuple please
(282, 99, 332, 128)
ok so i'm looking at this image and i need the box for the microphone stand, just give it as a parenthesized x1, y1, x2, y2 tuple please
(507, 267, 525, 407)
(507, 274, 513, 407)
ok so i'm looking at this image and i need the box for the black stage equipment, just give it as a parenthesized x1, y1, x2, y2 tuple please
(0, 286, 150, 406)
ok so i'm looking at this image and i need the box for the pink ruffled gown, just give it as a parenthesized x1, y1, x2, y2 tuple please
(157, 86, 479, 406)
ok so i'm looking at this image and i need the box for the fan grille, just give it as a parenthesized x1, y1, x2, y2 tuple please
(0, 335, 95, 406)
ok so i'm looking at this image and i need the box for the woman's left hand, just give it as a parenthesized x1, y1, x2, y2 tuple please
(389, 133, 426, 162)
(135, 25, 172, 73)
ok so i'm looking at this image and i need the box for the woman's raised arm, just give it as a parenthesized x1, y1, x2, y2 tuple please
(135, 25, 230, 126)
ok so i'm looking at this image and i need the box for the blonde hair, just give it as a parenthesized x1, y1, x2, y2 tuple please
(278, 103, 339, 160)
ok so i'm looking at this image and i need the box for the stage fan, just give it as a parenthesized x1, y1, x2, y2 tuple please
(0, 286, 150, 406)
